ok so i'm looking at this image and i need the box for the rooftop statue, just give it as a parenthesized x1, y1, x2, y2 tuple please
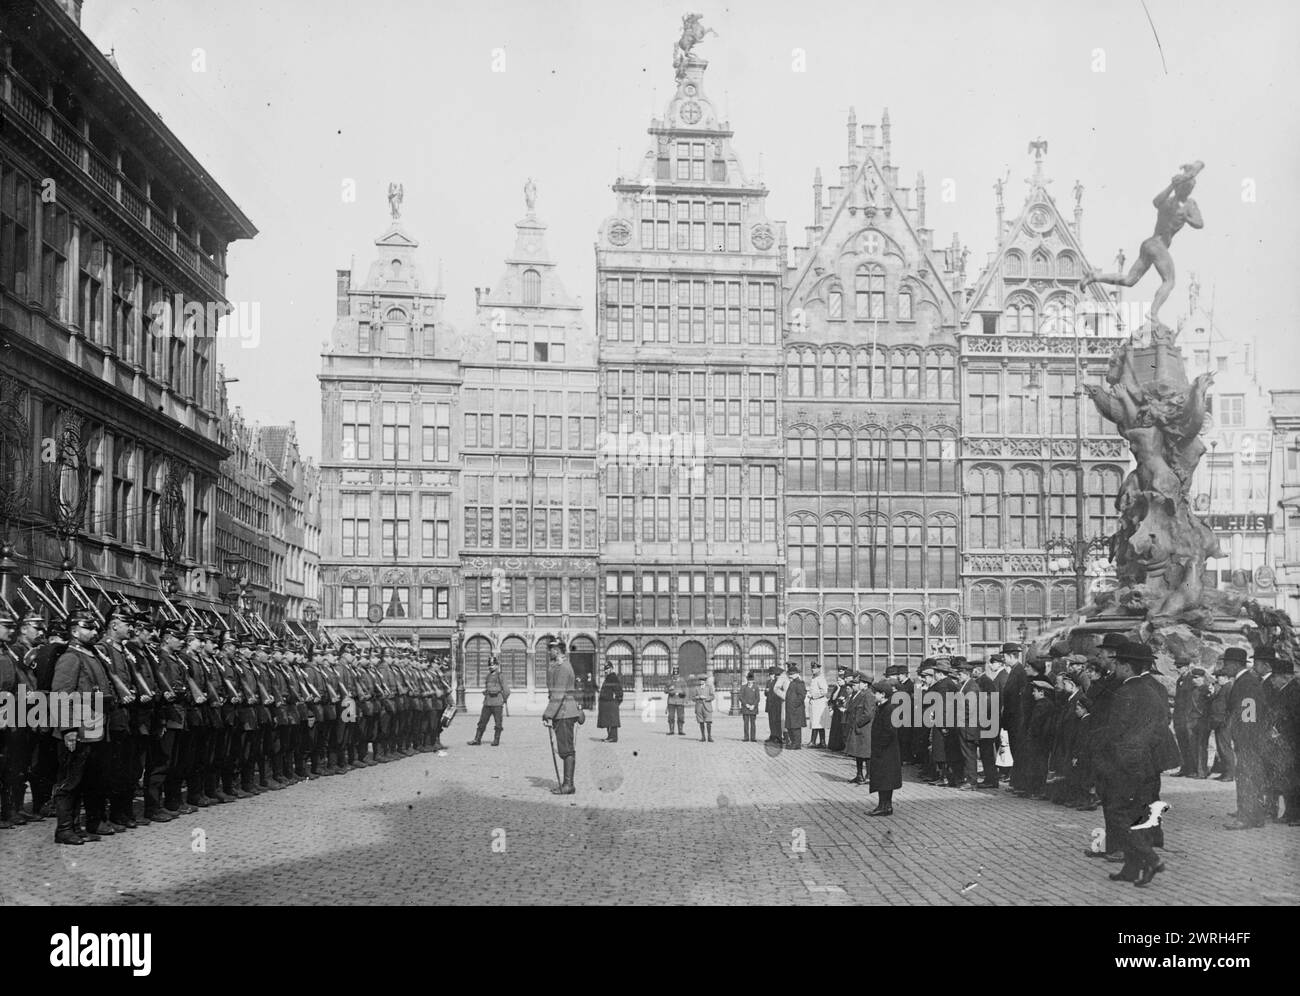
(673, 13, 716, 80)
(1081, 161, 1204, 330)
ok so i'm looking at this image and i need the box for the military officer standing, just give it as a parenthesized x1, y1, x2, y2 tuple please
(665, 665, 688, 736)
(468, 654, 511, 746)
(542, 638, 581, 795)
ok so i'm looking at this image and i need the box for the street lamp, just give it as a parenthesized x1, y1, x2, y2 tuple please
(1017, 620, 1029, 646)
(1047, 532, 1109, 609)
(454, 611, 466, 711)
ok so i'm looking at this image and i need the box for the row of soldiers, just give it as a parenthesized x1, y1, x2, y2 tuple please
(0, 606, 453, 844)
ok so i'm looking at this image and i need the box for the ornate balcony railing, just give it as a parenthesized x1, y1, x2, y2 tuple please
(1, 66, 227, 297)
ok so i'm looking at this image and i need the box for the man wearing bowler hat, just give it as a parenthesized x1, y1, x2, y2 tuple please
(1257, 646, 1299, 825)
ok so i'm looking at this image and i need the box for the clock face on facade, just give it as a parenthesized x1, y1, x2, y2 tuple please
(1028, 206, 1052, 233)
(680, 100, 702, 124)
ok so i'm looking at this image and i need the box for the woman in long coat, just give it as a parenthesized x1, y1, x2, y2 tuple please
(868, 680, 901, 815)
(597, 665, 623, 742)
(828, 673, 848, 752)
(841, 675, 876, 784)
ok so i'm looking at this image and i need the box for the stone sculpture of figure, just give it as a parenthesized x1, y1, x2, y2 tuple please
(1081, 162, 1204, 328)
(1074, 179, 1084, 210)
(993, 175, 1005, 212)
(673, 13, 717, 79)
(387, 182, 404, 220)
(524, 177, 537, 213)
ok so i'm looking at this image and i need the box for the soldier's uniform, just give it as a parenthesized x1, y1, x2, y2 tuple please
(1, 611, 44, 827)
(543, 639, 581, 794)
(50, 612, 116, 844)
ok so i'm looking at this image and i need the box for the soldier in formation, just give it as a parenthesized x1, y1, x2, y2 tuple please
(0, 603, 452, 844)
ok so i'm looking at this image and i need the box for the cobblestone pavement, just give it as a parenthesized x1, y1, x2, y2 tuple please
(2, 715, 1297, 906)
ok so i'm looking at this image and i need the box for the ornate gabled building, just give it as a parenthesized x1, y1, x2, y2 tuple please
(460, 183, 598, 704)
(0, 0, 256, 610)
(784, 109, 964, 678)
(214, 374, 273, 621)
(958, 144, 1125, 656)
(594, 42, 786, 694)
(318, 196, 460, 660)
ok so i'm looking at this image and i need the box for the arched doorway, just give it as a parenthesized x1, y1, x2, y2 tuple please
(568, 636, 597, 708)
(679, 640, 706, 680)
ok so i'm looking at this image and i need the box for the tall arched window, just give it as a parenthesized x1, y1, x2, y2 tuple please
(522, 268, 542, 305)
(926, 512, 958, 588)
(1006, 465, 1042, 549)
(821, 427, 851, 491)
(855, 264, 885, 319)
(712, 641, 740, 686)
(856, 428, 886, 493)
(858, 610, 889, 677)
(825, 347, 851, 396)
(967, 465, 1002, 548)
(891, 427, 923, 491)
(1047, 466, 1078, 539)
(924, 348, 955, 399)
(897, 289, 913, 320)
(465, 635, 493, 686)
(786, 512, 818, 588)
(749, 641, 776, 678)
(928, 609, 961, 656)
(925, 428, 957, 492)
(1041, 294, 1074, 335)
(1010, 581, 1045, 636)
(607, 640, 635, 685)
(1057, 252, 1077, 279)
(891, 512, 924, 588)
(640, 641, 669, 686)
(1087, 466, 1121, 536)
(788, 347, 817, 396)
(822, 612, 854, 676)
(821, 512, 854, 587)
(788, 612, 819, 673)
(1004, 295, 1036, 334)
(1031, 250, 1051, 278)
(786, 428, 818, 491)
(500, 636, 528, 688)
(891, 348, 921, 399)
(855, 346, 886, 397)
(1004, 251, 1025, 278)
(1050, 582, 1078, 621)
(827, 282, 843, 319)
(856, 512, 887, 589)
(968, 581, 1004, 648)
(892, 610, 924, 672)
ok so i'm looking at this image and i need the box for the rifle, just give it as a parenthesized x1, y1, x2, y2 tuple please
(60, 572, 137, 706)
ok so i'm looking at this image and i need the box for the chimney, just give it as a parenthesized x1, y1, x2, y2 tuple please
(916, 172, 926, 228)
(813, 168, 823, 228)
(335, 269, 350, 317)
(881, 108, 892, 169)
(847, 107, 858, 165)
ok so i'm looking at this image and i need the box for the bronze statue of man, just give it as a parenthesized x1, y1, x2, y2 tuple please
(1081, 162, 1204, 328)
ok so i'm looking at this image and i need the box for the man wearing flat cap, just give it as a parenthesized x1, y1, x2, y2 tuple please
(1222, 646, 1266, 830)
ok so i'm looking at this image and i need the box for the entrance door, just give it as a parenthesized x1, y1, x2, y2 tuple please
(679, 641, 706, 680)
(569, 650, 596, 707)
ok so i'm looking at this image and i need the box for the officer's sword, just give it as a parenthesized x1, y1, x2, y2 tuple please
(545, 723, 561, 788)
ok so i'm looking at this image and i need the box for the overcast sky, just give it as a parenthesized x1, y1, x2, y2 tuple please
(82, 0, 1300, 461)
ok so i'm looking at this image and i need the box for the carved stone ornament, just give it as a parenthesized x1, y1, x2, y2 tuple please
(608, 220, 632, 246)
(423, 569, 449, 584)
(750, 223, 775, 251)
(341, 568, 370, 583)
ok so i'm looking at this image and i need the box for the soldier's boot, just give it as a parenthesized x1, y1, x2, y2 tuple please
(468, 722, 485, 746)
(551, 755, 575, 795)
(698, 723, 706, 742)
(491, 729, 501, 747)
(706, 723, 714, 742)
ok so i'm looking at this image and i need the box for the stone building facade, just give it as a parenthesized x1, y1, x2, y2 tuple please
(0, 0, 255, 609)
(460, 185, 599, 701)
(318, 205, 460, 661)
(958, 148, 1125, 656)
(783, 110, 964, 678)
(594, 52, 786, 693)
